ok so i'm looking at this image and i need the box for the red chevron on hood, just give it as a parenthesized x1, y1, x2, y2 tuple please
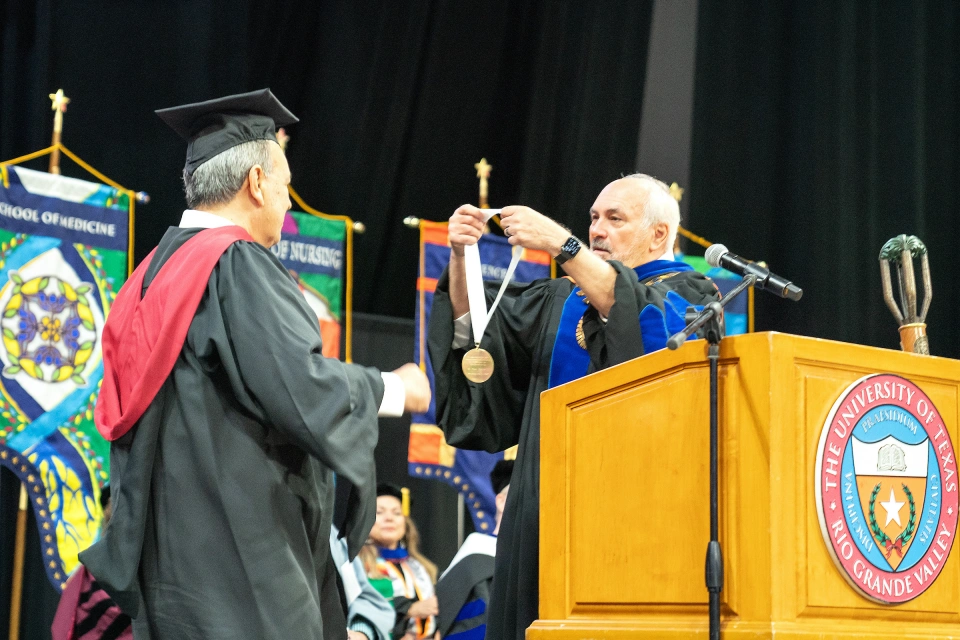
(95, 225, 253, 441)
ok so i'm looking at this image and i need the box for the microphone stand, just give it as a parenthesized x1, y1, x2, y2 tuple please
(667, 273, 756, 640)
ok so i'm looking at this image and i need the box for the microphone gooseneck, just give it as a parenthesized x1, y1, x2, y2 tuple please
(705, 244, 802, 301)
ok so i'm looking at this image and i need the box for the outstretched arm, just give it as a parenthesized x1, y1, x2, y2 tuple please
(499, 206, 617, 316)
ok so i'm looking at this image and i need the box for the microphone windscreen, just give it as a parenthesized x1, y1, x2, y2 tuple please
(704, 244, 728, 268)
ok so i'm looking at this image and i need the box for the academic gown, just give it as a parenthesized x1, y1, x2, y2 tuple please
(80, 227, 384, 640)
(435, 532, 497, 640)
(428, 260, 719, 640)
(329, 527, 394, 640)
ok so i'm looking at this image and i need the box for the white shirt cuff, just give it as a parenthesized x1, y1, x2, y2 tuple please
(378, 372, 405, 417)
(452, 312, 472, 349)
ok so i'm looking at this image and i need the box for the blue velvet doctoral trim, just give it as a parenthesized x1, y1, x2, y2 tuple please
(547, 285, 591, 388)
(639, 289, 703, 355)
(447, 624, 486, 640)
(548, 260, 697, 389)
(447, 598, 488, 640)
(455, 598, 487, 622)
(633, 259, 694, 281)
(377, 546, 409, 561)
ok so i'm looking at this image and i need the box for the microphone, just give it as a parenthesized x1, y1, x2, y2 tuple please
(704, 244, 803, 301)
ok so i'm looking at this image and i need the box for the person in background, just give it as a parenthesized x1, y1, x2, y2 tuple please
(52, 485, 132, 640)
(435, 459, 514, 639)
(330, 525, 395, 640)
(365, 483, 439, 640)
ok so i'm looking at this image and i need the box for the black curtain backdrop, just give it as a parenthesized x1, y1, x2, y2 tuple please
(1, 0, 653, 318)
(1, 1, 959, 638)
(688, 1, 959, 356)
(0, 1, 654, 637)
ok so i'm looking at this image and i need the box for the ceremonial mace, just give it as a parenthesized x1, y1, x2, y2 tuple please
(879, 235, 931, 355)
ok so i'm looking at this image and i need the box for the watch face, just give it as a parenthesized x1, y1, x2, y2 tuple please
(556, 236, 581, 265)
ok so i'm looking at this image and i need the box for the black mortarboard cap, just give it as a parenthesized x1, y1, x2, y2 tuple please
(377, 482, 410, 516)
(377, 482, 403, 501)
(490, 459, 514, 495)
(155, 88, 298, 176)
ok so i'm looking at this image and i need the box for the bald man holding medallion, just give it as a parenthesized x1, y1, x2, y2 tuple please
(427, 174, 720, 640)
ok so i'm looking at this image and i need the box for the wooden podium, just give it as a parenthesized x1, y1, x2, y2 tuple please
(531, 332, 960, 639)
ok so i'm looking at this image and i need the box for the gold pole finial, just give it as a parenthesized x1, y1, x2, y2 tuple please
(276, 127, 290, 153)
(49, 89, 70, 114)
(48, 89, 70, 175)
(475, 158, 492, 208)
(669, 182, 684, 203)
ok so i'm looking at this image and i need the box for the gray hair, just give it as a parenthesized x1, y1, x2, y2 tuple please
(183, 139, 274, 209)
(623, 173, 680, 252)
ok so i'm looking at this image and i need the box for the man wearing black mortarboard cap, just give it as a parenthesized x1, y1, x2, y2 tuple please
(78, 89, 431, 640)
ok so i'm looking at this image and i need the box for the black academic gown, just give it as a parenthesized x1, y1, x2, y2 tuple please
(428, 260, 719, 640)
(80, 227, 383, 640)
(435, 532, 497, 639)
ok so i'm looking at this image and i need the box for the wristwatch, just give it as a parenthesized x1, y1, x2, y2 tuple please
(554, 235, 584, 265)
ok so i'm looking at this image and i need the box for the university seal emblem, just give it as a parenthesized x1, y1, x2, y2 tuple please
(815, 374, 958, 603)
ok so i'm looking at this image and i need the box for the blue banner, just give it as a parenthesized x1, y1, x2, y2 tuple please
(0, 164, 131, 590)
(0, 170, 128, 252)
(270, 233, 344, 278)
(409, 223, 551, 534)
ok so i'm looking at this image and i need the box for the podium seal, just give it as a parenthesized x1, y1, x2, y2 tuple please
(815, 374, 958, 603)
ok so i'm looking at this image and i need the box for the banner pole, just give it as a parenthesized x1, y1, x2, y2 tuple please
(287, 185, 361, 362)
(418, 221, 427, 373)
(345, 221, 354, 363)
(48, 89, 70, 175)
(457, 493, 465, 548)
(8, 484, 28, 640)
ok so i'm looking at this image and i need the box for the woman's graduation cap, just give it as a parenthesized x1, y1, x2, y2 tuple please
(377, 482, 411, 517)
(155, 88, 298, 176)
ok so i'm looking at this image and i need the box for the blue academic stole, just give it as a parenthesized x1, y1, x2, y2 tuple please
(547, 260, 700, 388)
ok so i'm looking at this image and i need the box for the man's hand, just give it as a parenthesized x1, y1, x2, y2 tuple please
(448, 205, 487, 257)
(407, 595, 439, 618)
(447, 205, 488, 317)
(392, 363, 431, 414)
(499, 206, 569, 255)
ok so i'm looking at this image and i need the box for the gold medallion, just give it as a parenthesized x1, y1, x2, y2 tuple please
(462, 347, 494, 383)
(575, 316, 587, 350)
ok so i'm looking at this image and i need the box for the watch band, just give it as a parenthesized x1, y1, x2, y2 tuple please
(554, 235, 583, 265)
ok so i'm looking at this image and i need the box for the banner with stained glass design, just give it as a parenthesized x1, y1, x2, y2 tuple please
(409, 221, 551, 534)
(273, 211, 346, 358)
(0, 164, 130, 590)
